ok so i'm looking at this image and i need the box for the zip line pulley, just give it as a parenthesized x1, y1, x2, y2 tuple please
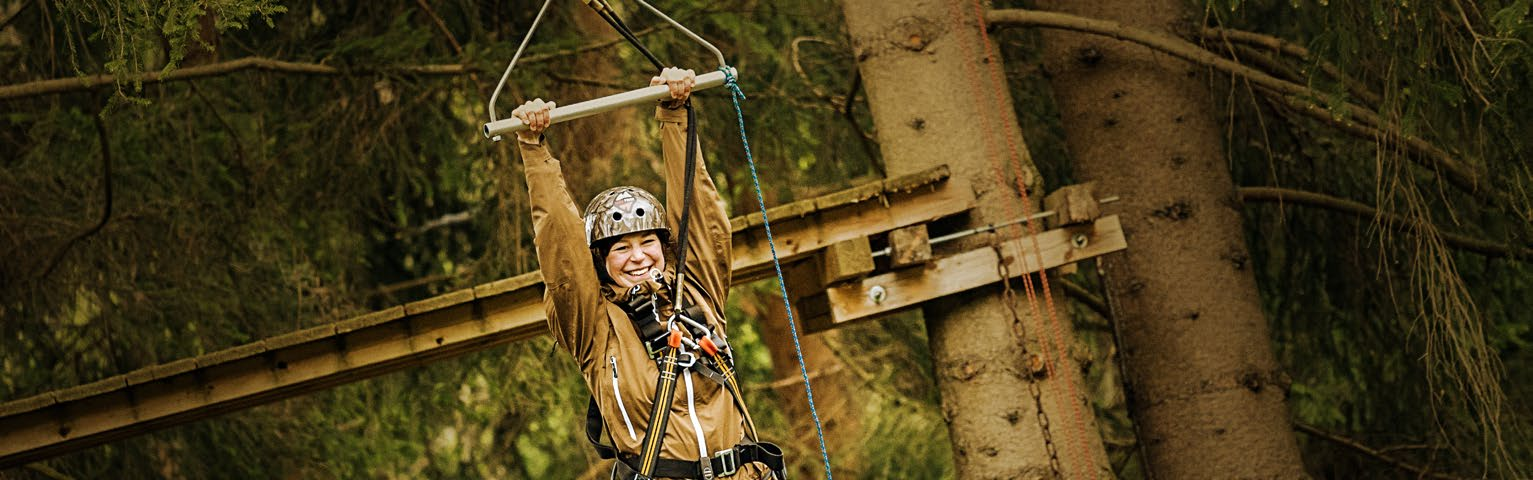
(482, 0, 733, 141)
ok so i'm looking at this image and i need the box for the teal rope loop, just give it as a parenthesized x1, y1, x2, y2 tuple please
(721, 66, 834, 480)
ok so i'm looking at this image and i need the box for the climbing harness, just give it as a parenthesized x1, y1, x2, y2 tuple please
(584, 279, 786, 480)
(485, 1, 833, 478)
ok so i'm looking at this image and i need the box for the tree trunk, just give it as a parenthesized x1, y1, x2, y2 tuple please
(1030, 1, 1308, 477)
(752, 287, 864, 479)
(839, 1, 1109, 478)
(732, 185, 866, 478)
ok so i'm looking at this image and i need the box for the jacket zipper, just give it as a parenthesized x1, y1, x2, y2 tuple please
(610, 356, 638, 441)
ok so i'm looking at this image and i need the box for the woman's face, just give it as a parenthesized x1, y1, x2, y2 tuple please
(604, 231, 666, 288)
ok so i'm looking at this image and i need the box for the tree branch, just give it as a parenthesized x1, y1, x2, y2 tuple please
(1220, 44, 1306, 86)
(985, 9, 1495, 203)
(395, 210, 475, 239)
(1059, 277, 1110, 318)
(188, 81, 246, 165)
(23, 463, 75, 480)
(749, 365, 846, 392)
(1293, 422, 1466, 480)
(1239, 186, 1532, 260)
(0, 57, 479, 101)
(1, 1, 31, 31)
(515, 22, 673, 65)
(413, 0, 464, 57)
(37, 113, 114, 280)
(842, 71, 882, 177)
(1197, 27, 1383, 108)
(548, 73, 629, 91)
(0, 22, 677, 102)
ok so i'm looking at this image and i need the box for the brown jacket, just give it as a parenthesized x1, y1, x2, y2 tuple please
(519, 104, 761, 478)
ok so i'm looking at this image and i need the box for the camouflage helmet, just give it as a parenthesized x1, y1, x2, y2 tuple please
(583, 186, 669, 247)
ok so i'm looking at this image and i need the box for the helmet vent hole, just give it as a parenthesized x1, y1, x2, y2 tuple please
(612, 212, 623, 221)
(635, 208, 645, 217)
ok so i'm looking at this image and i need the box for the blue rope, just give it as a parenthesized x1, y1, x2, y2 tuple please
(721, 66, 833, 480)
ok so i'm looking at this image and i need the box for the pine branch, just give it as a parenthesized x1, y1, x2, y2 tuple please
(0, 57, 478, 101)
(187, 81, 246, 165)
(37, 113, 114, 281)
(0, 22, 676, 102)
(1058, 278, 1109, 318)
(514, 22, 673, 65)
(1221, 44, 1306, 86)
(1293, 422, 1466, 480)
(1239, 186, 1532, 260)
(984, 9, 1497, 205)
(1197, 27, 1383, 108)
(1, 1, 31, 31)
(414, 0, 464, 57)
(23, 463, 74, 480)
(548, 73, 629, 91)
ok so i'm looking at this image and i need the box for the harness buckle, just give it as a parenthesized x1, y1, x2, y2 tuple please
(713, 448, 739, 477)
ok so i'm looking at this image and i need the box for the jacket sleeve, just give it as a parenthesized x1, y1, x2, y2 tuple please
(658, 104, 732, 321)
(518, 139, 607, 366)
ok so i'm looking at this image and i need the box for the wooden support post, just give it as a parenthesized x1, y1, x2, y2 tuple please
(786, 261, 834, 334)
(820, 237, 875, 285)
(888, 225, 932, 268)
(1044, 182, 1101, 274)
(1043, 182, 1102, 229)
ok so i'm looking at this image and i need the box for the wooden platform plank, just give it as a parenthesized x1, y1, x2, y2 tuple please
(731, 177, 971, 282)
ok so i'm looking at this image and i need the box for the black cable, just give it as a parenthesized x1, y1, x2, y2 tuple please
(671, 101, 698, 301)
(582, 0, 665, 71)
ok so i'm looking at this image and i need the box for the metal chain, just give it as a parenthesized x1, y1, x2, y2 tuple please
(993, 243, 1064, 479)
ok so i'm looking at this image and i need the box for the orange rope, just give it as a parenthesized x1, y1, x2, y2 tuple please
(953, 0, 1096, 475)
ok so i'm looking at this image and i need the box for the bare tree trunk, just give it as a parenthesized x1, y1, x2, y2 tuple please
(1031, 1, 1307, 477)
(839, 1, 1109, 478)
(751, 287, 864, 479)
(730, 179, 866, 478)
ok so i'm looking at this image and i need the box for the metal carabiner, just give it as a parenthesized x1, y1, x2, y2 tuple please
(676, 350, 697, 369)
(670, 311, 712, 338)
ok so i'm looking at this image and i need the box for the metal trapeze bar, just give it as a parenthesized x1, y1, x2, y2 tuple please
(481, 67, 735, 141)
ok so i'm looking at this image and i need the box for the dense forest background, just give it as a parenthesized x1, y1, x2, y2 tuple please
(2, 0, 1530, 478)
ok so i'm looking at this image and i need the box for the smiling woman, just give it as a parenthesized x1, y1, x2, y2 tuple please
(583, 185, 671, 287)
(601, 231, 667, 288)
(509, 67, 784, 479)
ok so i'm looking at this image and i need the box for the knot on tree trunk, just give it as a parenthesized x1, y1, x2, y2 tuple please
(889, 16, 941, 52)
(1237, 368, 1293, 394)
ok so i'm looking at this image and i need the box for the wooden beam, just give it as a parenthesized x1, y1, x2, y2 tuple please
(820, 237, 875, 285)
(1043, 182, 1101, 228)
(804, 215, 1127, 333)
(730, 165, 966, 282)
(0, 165, 970, 469)
(888, 225, 932, 268)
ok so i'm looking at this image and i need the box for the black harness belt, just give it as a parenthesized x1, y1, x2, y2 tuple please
(586, 399, 787, 480)
(612, 442, 787, 480)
